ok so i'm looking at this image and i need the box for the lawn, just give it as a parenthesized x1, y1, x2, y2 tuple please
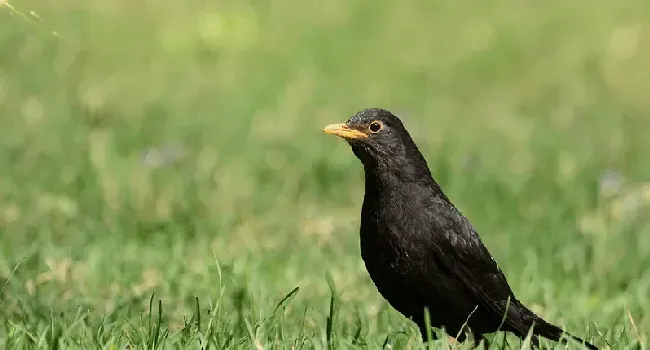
(1, 0, 649, 348)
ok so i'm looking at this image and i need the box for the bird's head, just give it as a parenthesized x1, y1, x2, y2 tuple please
(323, 108, 432, 182)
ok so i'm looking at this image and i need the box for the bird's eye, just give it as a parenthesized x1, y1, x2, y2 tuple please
(369, 121, 383, 133)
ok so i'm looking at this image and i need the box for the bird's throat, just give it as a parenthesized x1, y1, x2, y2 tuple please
(362, 161, 452, 206)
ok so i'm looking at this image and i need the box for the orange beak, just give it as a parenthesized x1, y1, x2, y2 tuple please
(322, 123, 368, 140)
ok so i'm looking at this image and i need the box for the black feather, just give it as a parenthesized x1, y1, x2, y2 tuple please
(326, 108, 597, 350)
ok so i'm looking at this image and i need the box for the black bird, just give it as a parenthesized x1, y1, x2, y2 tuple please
(322, 108, 597, 349)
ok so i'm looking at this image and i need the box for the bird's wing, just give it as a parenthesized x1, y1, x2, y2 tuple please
(424, 197, 522, 324)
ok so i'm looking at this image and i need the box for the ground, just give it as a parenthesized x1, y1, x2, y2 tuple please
(0, 0, 648, 348)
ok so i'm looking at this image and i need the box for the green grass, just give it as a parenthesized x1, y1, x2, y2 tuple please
(1, 0, 649, 348)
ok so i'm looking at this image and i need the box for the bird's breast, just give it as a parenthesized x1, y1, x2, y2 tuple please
(359, 208, 425, 288)
(359, 185, 441, 291)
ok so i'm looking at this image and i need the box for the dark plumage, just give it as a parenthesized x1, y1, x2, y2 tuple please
(322, 108, 597, 349)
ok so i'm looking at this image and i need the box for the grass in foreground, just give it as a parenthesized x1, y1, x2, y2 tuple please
(1, 0, 649, 348)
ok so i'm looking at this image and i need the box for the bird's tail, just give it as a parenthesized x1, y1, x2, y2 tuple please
(513, 303, 598, 350)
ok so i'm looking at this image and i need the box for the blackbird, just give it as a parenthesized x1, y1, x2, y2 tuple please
(322, 108, 597, 349)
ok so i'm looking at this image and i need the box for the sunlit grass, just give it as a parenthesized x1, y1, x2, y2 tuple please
(0, 0, 649, 348)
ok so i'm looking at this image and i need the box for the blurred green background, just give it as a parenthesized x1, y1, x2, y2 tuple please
(1, 0, 649, 348)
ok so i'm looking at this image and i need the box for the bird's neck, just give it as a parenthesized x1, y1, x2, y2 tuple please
(362, 159, 449, 201)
